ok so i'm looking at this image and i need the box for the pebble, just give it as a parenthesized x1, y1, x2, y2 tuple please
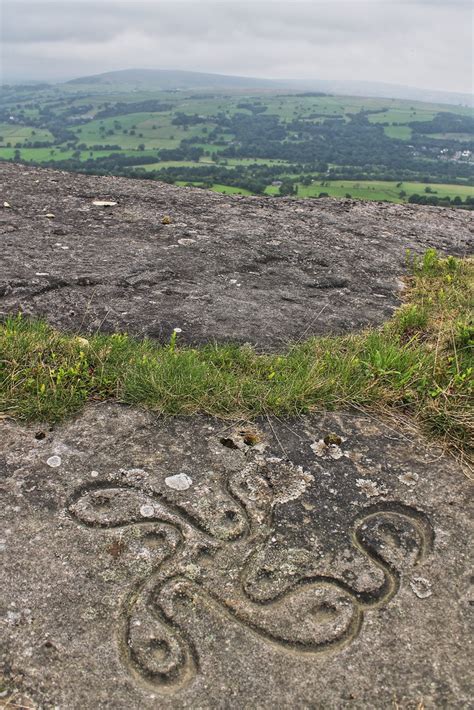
(46, 455, 61, 468)
(140, 504, 155, 518)
(165, 473, 193, 491)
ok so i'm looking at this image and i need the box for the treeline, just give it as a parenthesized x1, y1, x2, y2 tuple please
(410, 112, 474, 135)
(210, 111, 473, 181)
(408, 193, 474, 208)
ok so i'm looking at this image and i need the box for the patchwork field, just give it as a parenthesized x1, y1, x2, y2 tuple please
(0, 79, 472, 205)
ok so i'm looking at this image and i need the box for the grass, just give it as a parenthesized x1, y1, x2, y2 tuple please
(0, 251, 472, 464)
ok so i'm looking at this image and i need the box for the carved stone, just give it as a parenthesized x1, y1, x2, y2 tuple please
(1, 404, 471, 707)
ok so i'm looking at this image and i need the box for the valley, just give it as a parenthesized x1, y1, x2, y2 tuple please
(1, 72, 472, 206)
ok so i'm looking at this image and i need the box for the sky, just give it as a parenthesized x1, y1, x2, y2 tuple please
(1, 0, 473, 94)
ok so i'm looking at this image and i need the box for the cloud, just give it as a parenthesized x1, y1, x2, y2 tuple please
(1, 0, 472, 93)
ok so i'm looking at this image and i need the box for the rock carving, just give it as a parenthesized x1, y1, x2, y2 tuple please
(67, 459, 434, 691)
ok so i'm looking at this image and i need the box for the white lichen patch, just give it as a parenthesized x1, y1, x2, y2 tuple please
(165, 473, 193, 491)
(410, 576, 433, 599)
(264, 458, 314, 505)
(279, 468, 314, 504)
(184, 563, 201, 581)
(355, 478, 387, 497)
(311, 440, 344, 460)
(139, 505, 155, 518)
(6, 611, 21, 625)
(46, 455, 61, 468)
(398, 472, 419, 487)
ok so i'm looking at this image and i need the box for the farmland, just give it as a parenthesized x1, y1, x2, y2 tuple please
(0, 76, 472, 206)
(266, 179, 474, 201)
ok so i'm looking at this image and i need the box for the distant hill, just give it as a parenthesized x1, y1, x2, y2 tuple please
(65, 68, 473, 106)
(293, 79, 473, 108)
(66, 69, 280, 90)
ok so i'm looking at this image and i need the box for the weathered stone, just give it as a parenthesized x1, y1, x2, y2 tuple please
(0, 163, 472, 348)
(1, 403, 471, 708)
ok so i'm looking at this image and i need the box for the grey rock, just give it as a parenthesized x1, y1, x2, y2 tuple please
(0, 163, 472, 348)
(1, 403, 472, 708)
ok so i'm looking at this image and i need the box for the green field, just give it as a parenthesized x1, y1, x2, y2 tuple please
(176, 181, 252, 195)
(383, 125, 412, 140)
(138, 159, 213, 170)
(0, 122, 54, 144)
(430, 133, 474, 142)
(0, 146, 78, 161)
(266, 180, 474, 202)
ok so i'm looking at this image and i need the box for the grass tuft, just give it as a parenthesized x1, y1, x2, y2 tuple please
(1, 251, 472, 462)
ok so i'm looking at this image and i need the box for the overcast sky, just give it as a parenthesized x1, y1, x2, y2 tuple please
(1, 0, 472, 93)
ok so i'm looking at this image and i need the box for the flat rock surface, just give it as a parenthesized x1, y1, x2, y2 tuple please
(1, 404, 472, 708)
(1, 163, 472, 347)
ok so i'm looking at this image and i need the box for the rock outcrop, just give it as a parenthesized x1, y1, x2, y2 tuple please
(1, 163, 472, 347)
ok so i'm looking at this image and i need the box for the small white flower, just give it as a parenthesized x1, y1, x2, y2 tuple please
(173, 327, 182, 333)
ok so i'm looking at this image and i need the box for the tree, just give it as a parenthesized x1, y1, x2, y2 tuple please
(279, 180, 296, 196)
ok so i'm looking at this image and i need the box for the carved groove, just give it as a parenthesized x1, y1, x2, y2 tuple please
(67, 470, 434, 691)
